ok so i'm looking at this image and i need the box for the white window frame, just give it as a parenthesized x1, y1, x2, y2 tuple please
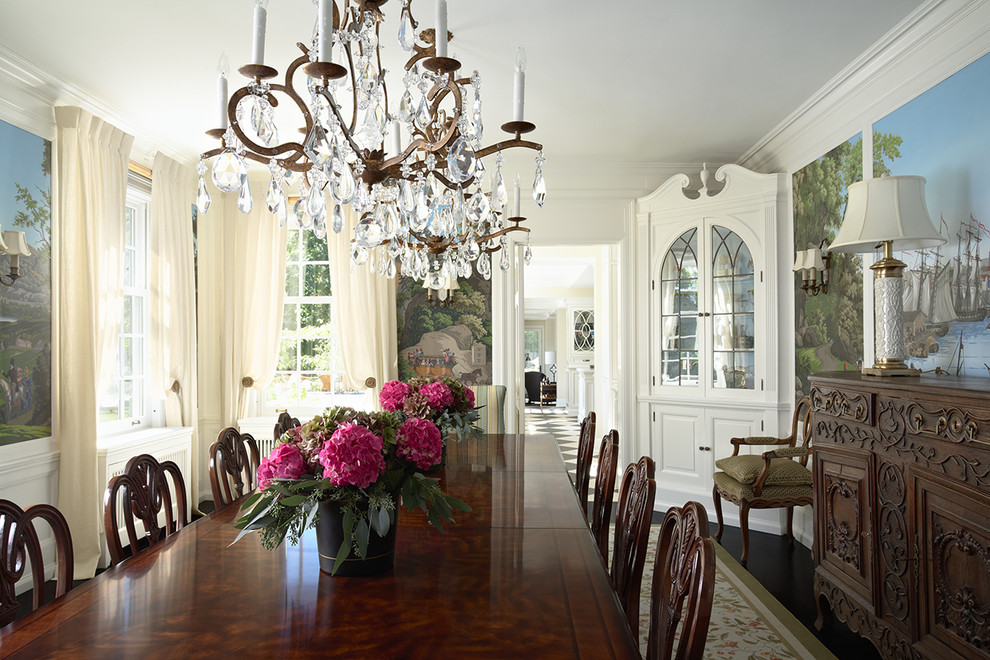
(99, 173, 151, 433)
(260, 228, 370, 419)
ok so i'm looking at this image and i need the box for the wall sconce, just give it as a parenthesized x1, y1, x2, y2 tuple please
(792, 240, 831, 296)
(0, 230, 31, 287)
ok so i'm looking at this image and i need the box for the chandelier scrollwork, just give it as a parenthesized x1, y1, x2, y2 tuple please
(197, 0, 545, 286)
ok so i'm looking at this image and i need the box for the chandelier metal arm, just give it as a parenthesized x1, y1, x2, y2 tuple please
(475, 138, 543, 159)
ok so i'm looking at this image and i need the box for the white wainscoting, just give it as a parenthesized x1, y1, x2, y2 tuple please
(98, 427, 193, 567)
(0, 437, 59, 595)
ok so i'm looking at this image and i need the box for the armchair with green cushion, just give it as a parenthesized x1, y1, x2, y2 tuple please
(712, 396, 812, 566)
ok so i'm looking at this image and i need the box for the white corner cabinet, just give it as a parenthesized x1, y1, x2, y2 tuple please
(636, 165, 787, 526)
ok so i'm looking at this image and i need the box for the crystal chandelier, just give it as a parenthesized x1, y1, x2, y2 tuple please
(197, 0, 545, 287)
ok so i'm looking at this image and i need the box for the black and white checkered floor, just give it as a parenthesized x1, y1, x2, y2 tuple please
(524, 405, 595, 509)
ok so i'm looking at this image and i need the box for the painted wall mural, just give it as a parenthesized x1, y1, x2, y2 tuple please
(792, 135, 865, 400)
(396, 272, 492, 386)
(874, 52, 990, 378)
(0, 119, 52, 445)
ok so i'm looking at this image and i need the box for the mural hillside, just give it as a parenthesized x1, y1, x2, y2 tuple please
(0, 120, 52, 445)
(875, 51, 990, 378)
(792, 131, 903, 400)
(396, 272, 492, 386)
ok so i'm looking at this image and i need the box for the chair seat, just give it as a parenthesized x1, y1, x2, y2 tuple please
(715, 454, 812, 486)
(713, 470, 812, 502)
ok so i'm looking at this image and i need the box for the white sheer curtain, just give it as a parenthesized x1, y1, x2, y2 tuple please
(53, 107, 133, 577)
(327, 206, 398, 407)
(149, 154, 200, 500)
(219, 189, 287, 427)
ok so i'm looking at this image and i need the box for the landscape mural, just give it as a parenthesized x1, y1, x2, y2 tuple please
(874, 52, 990, 378)
(0, 119, 52, 445)
(396, 272, 492, 386)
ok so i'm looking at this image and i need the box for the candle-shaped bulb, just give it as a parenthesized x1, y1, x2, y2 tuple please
(513, 173, 521, 217)
(217, 52, 230, 129)
(318, 0, 333, 62)
(391, 120, 402, 158)
(252, 0, 269, 66)
(513, 46, 526, 122)
(435, 0, 448, 58)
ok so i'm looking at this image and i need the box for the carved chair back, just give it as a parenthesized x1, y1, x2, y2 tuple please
(591, 430, 620, 565)
(575, 411, 597, 513)
(210, 427, 261, 509)
(103, 454, 187, 566)
(274, 411, 301, 442)
(0, 501, 74, 626)
(611, 455, 657, 632)
(646, 502, 716, 660)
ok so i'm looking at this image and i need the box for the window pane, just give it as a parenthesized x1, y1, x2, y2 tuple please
(286, 230, 301, 262)
(304, 263, 332, 297)
(122, 295, 133, 334)
(121, 337, 133, 376)
(278, 339, 298, 371)
(131, 296, 143, 334)
(282, 303, 299, 332)
(303, 230, 329, 261)
(285, 264, 300, 297)
(122, 380, 134, 418)
(300, 338, 332, 370)
(301, 303, 331, 328)
(99, 381, 121, 421)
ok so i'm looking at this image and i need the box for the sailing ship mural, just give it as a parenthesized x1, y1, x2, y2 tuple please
(875, 51, 990, 378)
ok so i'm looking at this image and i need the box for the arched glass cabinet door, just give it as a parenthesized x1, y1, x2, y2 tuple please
(659, 228, 699, 386)
(711, 225, 754, 390)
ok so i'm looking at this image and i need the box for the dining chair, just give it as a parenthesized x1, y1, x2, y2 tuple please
(712, 395, 813, 565)
(0, 500, 74, 626)
(274, 411, 301, 441)
(210, 427, 261, 509)
(574, 411, 596, 515)
(103, 454, 188, 566)
(646, 501, 716, 660)
(611, 455, 656, 632)
(590, 429, 619, 565)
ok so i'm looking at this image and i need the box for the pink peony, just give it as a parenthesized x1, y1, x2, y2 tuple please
(396, 417, 443, 470)
(257, 443, 307, 491)
(318, 423, 386, 488)
(379, 380, 411, 412)
(420, 381, 454, 409)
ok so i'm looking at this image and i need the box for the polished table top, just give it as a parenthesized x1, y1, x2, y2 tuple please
(0, 433, 639, 659)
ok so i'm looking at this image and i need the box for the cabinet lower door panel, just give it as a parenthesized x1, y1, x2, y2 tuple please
(914, 469, 990, 659)
(655, 411, 704, 491)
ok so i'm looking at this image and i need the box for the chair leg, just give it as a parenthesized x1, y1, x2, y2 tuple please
(786, 505, 795, 544)
(712, 485, 725, 542)
(739, 502, 751, 567)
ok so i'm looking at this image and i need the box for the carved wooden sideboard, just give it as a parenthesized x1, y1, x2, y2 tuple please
(810, 372, 990, 659)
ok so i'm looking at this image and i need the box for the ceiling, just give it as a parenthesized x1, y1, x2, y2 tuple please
(0, 0, 922, 171)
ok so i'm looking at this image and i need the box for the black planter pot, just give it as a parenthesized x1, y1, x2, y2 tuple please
(315, 500, 397, 577)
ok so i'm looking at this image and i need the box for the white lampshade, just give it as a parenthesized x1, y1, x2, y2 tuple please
(792, 249, 824, 272)
(544, 351, 555, 365)
(830, 175, 945, 253)
(2, 231, 31, 257)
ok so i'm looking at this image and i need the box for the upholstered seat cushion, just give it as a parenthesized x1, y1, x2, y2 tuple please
(714, 455, 812, 486)
(713, 471, 813, 502)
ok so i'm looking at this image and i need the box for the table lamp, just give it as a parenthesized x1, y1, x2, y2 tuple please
(829, 175, 945, 376)
(544, 351, 556, 382)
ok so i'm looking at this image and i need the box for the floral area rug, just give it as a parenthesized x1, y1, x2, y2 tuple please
(633, 526, 836, 659)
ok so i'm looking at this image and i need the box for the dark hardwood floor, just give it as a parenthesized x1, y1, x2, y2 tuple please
(709, 520, 881, 659)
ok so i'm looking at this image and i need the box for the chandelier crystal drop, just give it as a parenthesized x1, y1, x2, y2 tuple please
(200, 0, 545, 286)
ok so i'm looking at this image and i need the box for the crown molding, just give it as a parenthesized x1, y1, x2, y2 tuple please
(0, 43, 189, 167)
(740, 0, 990, 173)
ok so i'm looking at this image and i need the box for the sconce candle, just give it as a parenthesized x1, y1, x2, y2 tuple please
(435, 0, 448, 58)
(513, 174, 521, 217)
(513, 47, 526, 122)
(217, 53, 229, 129)
(391, 120, 402, 158)
(318, 0, 333, 62)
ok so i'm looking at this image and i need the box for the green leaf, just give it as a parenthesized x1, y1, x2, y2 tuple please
(333, 536, 351, 574)
(371, 506, 391, 537)
(278, 495, 308, 507)
(238, 492, 262, 512)
(355, 519, 370, 559)
(445, 496, 472, 512)
(342, 507, 356, 537)
(432, 496, 452, 521)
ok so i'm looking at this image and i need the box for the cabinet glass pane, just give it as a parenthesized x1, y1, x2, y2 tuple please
(573, 310, 594, 351)
(659, 228, 699, 387)
(711, 226, 755, 390)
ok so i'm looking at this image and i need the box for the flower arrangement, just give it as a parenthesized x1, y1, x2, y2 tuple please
(379, 376, 484, 442)
(235, 405, 471, 575)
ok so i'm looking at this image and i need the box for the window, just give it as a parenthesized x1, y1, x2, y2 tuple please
(99, 173, 151, 429)
(265, 229, 367, 414)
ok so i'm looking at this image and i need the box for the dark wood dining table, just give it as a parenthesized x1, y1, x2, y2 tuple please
(0, 433, 639, 659)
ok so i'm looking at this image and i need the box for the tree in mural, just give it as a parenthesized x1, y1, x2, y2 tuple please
(12, 141, 52, 258)
(792, 131, 902, 398)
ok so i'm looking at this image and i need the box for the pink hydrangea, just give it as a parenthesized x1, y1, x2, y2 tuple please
(379, 380, 411, 412)
(318, 423, 386, 488)
(396, 417, 443, 470)
(463, 387, 475, 409)
(257, 443, 307, 491)
(420, 381, 454, 409)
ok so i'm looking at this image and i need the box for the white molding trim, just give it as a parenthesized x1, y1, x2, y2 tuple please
(741, 0, 990, 173)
